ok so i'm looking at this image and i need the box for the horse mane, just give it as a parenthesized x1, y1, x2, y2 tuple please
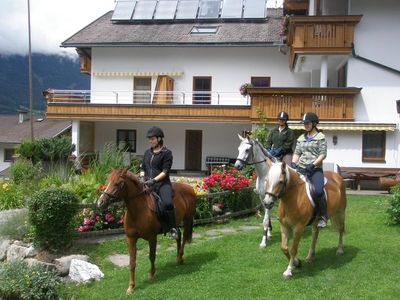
(268, 162, 290, 185)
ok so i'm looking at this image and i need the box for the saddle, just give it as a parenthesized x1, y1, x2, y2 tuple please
(150, 191, 174, 235)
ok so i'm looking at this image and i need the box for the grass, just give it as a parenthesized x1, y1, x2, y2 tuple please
(61, 194, 400, 299)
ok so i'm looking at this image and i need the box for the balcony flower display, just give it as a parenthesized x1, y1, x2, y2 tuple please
(239, 83, 253, 97)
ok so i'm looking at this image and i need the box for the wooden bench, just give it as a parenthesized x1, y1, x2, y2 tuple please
(338, 166, 400, 190)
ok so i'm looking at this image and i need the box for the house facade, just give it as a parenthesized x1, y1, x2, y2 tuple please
(45, 0, 400, 173)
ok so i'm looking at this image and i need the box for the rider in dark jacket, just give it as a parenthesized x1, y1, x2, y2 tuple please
(139, 126, 178, 240)
(266, 111, 295, 165)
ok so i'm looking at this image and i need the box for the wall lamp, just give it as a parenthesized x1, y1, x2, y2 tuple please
(332, 135, 338, 145)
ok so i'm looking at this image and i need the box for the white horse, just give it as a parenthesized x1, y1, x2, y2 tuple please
(234, 134, 275, 248)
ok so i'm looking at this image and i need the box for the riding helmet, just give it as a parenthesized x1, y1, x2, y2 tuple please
(146, 126, 165, 138)
(301, 112, 319, 124)
(277, 111, 289, 121)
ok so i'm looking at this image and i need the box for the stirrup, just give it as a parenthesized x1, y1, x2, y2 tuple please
(170, 228, 179, 240)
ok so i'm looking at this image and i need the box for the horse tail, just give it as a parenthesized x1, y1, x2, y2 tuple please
(183, 217, 194, 243)
(330, 176, 347, 233)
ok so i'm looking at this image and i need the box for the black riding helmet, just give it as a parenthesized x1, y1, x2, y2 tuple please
(301, 112, 319, 124)
(277, 111, 289, 121)
(146, 126, 164, 138)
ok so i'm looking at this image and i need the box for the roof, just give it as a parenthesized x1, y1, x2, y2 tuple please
(0, 115, 71, 144)
(62, 9, 283, 48)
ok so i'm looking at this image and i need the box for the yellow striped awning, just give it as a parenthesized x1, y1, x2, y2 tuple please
(287, 122, 397, 131)
(93, 71, 184, 77)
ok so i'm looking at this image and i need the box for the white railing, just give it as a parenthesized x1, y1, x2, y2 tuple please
(46, 90, 250, 106)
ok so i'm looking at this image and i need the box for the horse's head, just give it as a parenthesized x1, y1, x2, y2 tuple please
(234, 134, 254, 170)
(97, 168, 133, 209)
(263, 161, 288, 209)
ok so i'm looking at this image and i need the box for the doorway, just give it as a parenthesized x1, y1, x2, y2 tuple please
(185, 130, 202, 171)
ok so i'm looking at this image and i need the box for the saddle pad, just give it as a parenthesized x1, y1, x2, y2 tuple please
(299, 174, 328, 207)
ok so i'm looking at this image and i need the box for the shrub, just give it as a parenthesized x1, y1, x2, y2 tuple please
(387, 184, 400, 225)
(76, 206, 125, 232)
(0, 181, 25, 210)
(10, 158, 40, 185)
(28, 187, 79, 250)
(0, 260, 61, 300)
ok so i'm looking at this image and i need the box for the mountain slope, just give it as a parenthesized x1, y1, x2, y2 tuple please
(0, 54, 90, 114)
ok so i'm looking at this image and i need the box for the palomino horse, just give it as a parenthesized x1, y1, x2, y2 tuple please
(234, 134, 275, 248)
(263, 161, 346, 278)
(97, 168, 197, 294)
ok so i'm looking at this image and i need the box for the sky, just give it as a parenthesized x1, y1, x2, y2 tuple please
(0, 0, 283, 57)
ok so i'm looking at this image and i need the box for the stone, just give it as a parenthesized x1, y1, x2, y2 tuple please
(108, 254, 129, 267)
(25, 258, 58, 272)
(7, 244, 31, 261)
(55, 255, 90, 276)
(68, 259, 104, 283)
(0, 239, 11, 261)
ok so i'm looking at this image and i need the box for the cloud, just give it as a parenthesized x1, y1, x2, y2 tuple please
(0, 0, 283, 57)
(0, 0, 115, 56)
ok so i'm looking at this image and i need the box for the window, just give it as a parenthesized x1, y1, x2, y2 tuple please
(251, 76, 271, 87)
(4, 148, 15, 162)
(134, 77, 151, 102)
(362, 131, 386, 162)
(190, 26, 219, 34)
(117, 130, 137, 153)
(193, 77, 212, 104)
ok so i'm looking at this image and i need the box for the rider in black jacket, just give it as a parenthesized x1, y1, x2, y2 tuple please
(139, 126, 178, 240)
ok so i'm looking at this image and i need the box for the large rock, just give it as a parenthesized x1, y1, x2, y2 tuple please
(24, 258, 58, 272)
(0, 239, 11, 261)
(7, 243, 31, 261)
(55, 255, 90, 276)
(68, 259, 104, 283)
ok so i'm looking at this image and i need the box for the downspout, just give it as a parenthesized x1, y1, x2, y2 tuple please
(352, 43, 400, 75)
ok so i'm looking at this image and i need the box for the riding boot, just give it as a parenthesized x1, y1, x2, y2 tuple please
(165, 208, 179, 240)
(317, 194, 328, 228)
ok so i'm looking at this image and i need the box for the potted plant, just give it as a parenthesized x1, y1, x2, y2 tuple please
(239, 83, 253, 97)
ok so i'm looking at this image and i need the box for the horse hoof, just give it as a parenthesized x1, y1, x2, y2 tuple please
(336, 248, 344, 256)
(283, 271, 292, 279)
(259, 243, 267, 249)
(176, 257, 184, 265)
(126, 287, 134, 294)
(305, 256, 314, 264)
(148, 273, 154, 281)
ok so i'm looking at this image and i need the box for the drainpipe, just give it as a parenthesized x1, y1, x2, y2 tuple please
(309, 0, 316, 16)
(72, 120, 80, 168)
(320, 56, 328, 87)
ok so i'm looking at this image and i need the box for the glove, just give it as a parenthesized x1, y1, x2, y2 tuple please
(306, 163, 315, 177)
(290, 162, 298, 170)
(145, 178, 156, 188)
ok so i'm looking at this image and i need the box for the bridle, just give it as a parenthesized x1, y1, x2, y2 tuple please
(265, 168, 288, 202)
(236, 139, 270, 166)
(100, 175, 148, 205)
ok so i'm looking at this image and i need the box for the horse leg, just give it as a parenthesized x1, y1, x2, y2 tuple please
(126, 236, 137, 294)
(306, 224, 319, 264)
(283, 226, 303, 279)
(176, 228, 184, 265)
(334, 213, 345, 256)
(280, 225, 290, 260)
(148, 236, 157, 281)
(260, 209, 271, 248)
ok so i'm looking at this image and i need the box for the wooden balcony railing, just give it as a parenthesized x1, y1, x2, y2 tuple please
(248, 87, 362, 122)
(287, 15, 362, 70)
(45, 87, 361, 122)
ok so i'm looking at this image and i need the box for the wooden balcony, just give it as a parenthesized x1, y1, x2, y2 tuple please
(248, 87, 362, 122)
(45, 87, 361, 123)
(287, 15, 362, 70)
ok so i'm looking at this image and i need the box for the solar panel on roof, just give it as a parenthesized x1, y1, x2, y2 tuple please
(154, 0, 179, 19)
(132, 0, 158, 20)
(112, 0, 136, 20)
(176, 0, 200, 19)
(243, 0, 266, 18)
(198, 0, 221, 19)
(221, 0, 243, 18)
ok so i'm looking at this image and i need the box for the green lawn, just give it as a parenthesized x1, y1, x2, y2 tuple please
(62, 194, 400, 299)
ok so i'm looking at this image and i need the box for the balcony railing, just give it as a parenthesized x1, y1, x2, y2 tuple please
(248, 87, 361, 121)
(287, 15, 362, 69)
(43, 89, 250, 106)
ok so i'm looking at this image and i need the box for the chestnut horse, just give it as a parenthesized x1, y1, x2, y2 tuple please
(263, 161, 346, 279)
(97, 168, 196, 294)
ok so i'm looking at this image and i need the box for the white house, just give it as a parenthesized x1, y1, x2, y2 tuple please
(45, 0, 400, 180)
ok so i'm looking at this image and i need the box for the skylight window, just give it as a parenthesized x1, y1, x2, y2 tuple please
(190, 25, 219, 34)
